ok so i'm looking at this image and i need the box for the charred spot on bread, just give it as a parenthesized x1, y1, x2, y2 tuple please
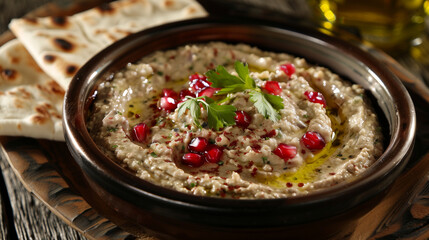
(11, 56, 20, 64)
(32, 115, 48, 124)
(66, 65, 78, 76)
(47, 80, 65, 96)
(163, 0, 174, 7)
(51, 16, 68, 27)
(17, 87, 32, 99)
(1, 69, 18, 81)
(97, 3, 114, 13)
(53, 38, 74, 52)
(44, 54, 56, 63)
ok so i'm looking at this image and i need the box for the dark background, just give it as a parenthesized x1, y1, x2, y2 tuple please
(0, 0, 63, 32)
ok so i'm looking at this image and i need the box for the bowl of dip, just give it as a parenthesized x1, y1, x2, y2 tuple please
(63, 17, 415, 239)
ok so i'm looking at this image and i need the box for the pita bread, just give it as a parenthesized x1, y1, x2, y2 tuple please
(9, 0, 207, 89)
(0, 39, 64, 141)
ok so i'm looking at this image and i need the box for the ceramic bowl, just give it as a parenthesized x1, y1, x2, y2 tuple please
(63, 17, 416, 240)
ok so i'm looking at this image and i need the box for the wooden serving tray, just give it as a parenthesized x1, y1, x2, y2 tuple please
(1, 0, 429, 239)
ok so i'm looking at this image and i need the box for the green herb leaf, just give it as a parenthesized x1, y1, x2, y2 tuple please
(215, 84, 247, 95)
(215, 95, 233, 105)
(182, 62, 284, 128)
(206, 61, 283, 121)
(249, 90, 282, 121)
(178, 98, 201, 127)
(178, 96, 237, 131)
(206, 103, 237, 130)
(263, 92, 284, 110)
(234, 61, 255, 89)
(206, 65, 243, 87)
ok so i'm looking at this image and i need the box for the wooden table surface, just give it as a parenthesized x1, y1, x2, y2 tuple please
(0, 0, 428, 240)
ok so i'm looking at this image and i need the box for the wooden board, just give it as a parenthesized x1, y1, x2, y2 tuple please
(0, 0, 429, 239)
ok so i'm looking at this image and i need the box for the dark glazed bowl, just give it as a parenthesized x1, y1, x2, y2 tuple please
(63, 17, 416, 240)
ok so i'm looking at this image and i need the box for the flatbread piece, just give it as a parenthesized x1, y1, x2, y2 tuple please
(0, 39, 64, 141)
(9, 0, 208, 89)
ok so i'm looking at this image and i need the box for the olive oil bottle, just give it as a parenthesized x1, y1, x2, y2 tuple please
(308, 0, 428, 53)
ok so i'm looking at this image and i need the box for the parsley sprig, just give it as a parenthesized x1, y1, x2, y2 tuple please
(178, 96, 236, 130)
(206, 61, 284, 121)
(178, 61, 284, 130)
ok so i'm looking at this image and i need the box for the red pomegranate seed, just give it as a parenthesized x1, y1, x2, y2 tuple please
(304, 91, 327, 107)
(196, 87, 220, 97)
(189, 74, 211, 92)
(262, 130, 276, 138)
(301, 131, 326, 151)
(182, 153, 204, 167)
(279, 63, 295, 77)
(204, 145, 223, 163)
(179, 89, 195, 100)
(188, 137, 209, 153)
(234, 111, 251, 128)
(162, 88, 178, 99)
(190, 79, 211, 92)
(263, 81, 282, 95)
(273, 143, 297, 162)
(131, 123, 150, 142)
(159, 96, 178, 112)
(189, 73, 207, 82)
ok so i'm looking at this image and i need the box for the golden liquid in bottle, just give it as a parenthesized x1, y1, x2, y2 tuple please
(308, 0, 427, 53)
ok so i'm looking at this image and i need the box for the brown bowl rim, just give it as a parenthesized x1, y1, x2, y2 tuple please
(63, 17, 416, 211)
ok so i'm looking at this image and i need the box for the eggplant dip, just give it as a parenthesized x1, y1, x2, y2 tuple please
(87, 42, 383, 199)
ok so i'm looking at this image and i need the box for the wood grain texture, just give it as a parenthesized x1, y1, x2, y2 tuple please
(0, 143, 86, 240)
(0, 167, 11, 240)
(0, 137, 138, 240)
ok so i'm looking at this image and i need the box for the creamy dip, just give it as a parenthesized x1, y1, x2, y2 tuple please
(87, 42, 384, 199)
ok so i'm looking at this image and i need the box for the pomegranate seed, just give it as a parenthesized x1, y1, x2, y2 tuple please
(234, 111, 251, 128)
(196, 87, 220, 97)
(189, 74, 211, 92)
(188, 137, 209, 153)
(189, 73, 207, 82)
(263, 81, 282, 95)
(131, 123, 150, 142)
(162, 88, 178, 99)
(262, 130, 276, 138)
(273, 143, 297, 162)
(182, 153, 204, 167)
(159, 96, 178, 112)
(279, 63, 295, 77)
(304, 91, 327, 107)
(179, 89, 195, 100)
(204, 145, 223, 163)
(190, 79, 211, 92)
(301, 131, 325, 151)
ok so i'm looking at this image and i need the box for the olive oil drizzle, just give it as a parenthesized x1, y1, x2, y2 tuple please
(261, 107, 345, 188)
